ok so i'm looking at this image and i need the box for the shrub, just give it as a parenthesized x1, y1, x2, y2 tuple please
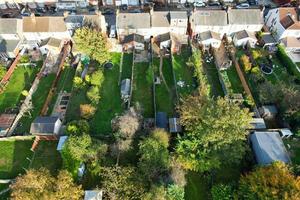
(86, 86, 100, 104)
(240, 55, 251, 73)
(73, 76, 84, 89)
(20, 55, 30, 63)
(80, 104, 96, 119)
(211, 184, 234, 200)
(90, 70, 104, 87)
(66, 120, 90, 135)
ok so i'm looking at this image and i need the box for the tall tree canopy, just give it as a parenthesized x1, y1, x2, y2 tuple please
(175, 93, 252, 172)
(238, 162, 300, 200)
(10, 168, 83, 200)
(73, 27, 110, 64)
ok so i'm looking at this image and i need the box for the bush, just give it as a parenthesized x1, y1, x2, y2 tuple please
(73, 76, 84, 89)
(66, 120, 90, 135)
(20, 55, 30, 63)
(211, 184, 234, 200)
(90, 70, 104, 87)
(240, 55, 251, 73)
(86, 86, 100, 104)
(80, 104, 96, 119)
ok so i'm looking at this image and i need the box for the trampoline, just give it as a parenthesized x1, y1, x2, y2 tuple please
(103, 62, 113, 70)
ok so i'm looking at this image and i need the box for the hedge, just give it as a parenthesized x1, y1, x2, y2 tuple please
(277, 45, 300, 78)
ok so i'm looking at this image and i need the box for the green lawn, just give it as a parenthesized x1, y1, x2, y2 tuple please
(0, 136, 34, 179)
(121, 53, 133, 79)
(132, 62, 154, 118)
(0, 183, 10, 200)
(226, 66, 244, 94)
(89, 53, 124, 135)
(47, 66, 76, 115)
(14, 74, 56, 134)
(30, 140, 62, 175)
(172, 49, 196, 96)
(202, 58, 224, 97)
(0, 66, 40, 113)
(153, 57, 176, 116)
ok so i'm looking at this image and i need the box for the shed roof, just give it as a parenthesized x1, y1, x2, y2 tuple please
(23, 16, 67, 32)
(234, 30, 257, 40)
(121, 79, 131, 96)
(250, 131, 291, 165)
(84, 190, 103, 200)
(169, 118, 182, 133)
(199, 31, 221, 41)
(191, 10, 227, 26)
(0, 38, 20, 53)
(117, 13, 150, 29)
(228, 9, 263, 25)
(122, 33, 144, 44)
(156, 112, 168, 129)
(57, 136, 68, 151)
(250, 118, 266, 130)
(30, 116, 60, 135)
(261, 33, 277, 45)
(40, 37, 62, 48)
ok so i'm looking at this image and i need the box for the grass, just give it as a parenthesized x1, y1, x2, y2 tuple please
(132, 62, 154, 118)
(284, 138, 300, 165)
(185, 171, 210, 200)
(172, 48, 196, 96)
(47, 66, 76, 115)
(153, 57, 176, 116)
(14, 74, 56, 134)
(30, 140, 62, 174)
(0, 183, 10, 200)
(226, 66, 244, 94)
(0, 136, 34, 179)
(89, 53, 124, 135)
(121, 53, 133, 80)
(0, 66, 40, 113)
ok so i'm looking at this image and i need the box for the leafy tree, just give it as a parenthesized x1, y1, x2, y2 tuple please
(66, 120, 90, 136)
(10, 168, 83, 200)
(211, 184, 234, 200)
(138, 129, 170, 182)
(90, 70, 104, 87)
(86, 86, 100, 104)
(100, 166, 145, 200)
(73, 27, 110, 64)
(240, 54, 252, 73)
(175, 93, 252, 172)
(166, 184, 184, 200)
(143, 185, 166, 200)
(238, 162, 300, 200)
(80, 104, 96, 119)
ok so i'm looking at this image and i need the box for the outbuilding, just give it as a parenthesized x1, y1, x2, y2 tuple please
(156, 112, 168, 130)
(30, 116, 62, 135)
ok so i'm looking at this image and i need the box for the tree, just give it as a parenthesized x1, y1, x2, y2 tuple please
(211, 184, 234, 200)
(175, 93, 252, 172)
(10, 168, 83, 200)
(138, 129, 170, 182)
(167, 184, 184, 200)
(100, 166, 145, 200)
(66, 120, 90, 136)
(143, 185, 167, 200)
(86, 86, 100, 104)
(73, 27, 110, 64)
(90, 70, 104, 87)
(238, 162, 300, 200)
(240, 54, 252, 73)
(80, 104, 96, 119)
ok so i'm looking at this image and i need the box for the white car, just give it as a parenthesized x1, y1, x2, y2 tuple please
(236, 3, 250, 9)
(194, 2, 206, 7)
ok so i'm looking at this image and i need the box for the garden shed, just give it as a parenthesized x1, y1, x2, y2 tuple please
(169, 118, 182, 133)
(250, 131, 291, 165)
(121, 79, 131, 100)
(84, 190, 103, 200)
(56, 136, 68, 151)
(0, 114, 16, 136)
(259, 105, 278, 118)
(30, 116, 62, 135)
(156, 112, 168, 130)
(249, 118, 266, 130)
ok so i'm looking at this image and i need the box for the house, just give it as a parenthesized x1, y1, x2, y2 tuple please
(169, 11, 188, 36)
(227, 9, 263, 35)
(265, 7, 300, 40)
(22, 16, 71, 48)
(150, 11, 170, 37)
(84, 190, 103, 200)
(0, 114, 16, 136)
(233, 30, 257, 48)
(169, 118, 182, 133)
(190, 10, 228, 38)
(121, 33, 145, 51)
(156, 112, 168, 130)
(250, 131, 291, 165)
(56, 136, 68, 151)
(116, 13, 151, 40)
(39, 37, 63, 55)
(198, 31, 222, 49)
(30, 116, 62, 135)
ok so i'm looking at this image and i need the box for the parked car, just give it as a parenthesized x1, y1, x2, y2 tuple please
(194, 2, 206, 7)
(121, 4, 128, 10)
(128, 9, 141, 13)
(208, 1, 220, 6)
(236, 3, 250, 9)
(103, 8, 114, 15)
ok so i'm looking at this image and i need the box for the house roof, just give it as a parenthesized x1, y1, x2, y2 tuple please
(151, 11, 170, 27)
(281, 36, 300, 48)
(23, 16, 67, 32)
(228, 9, 263, 25)
(170, 11, 187, 19)
(122, 33, 144, 44)
(0, 114, 16, 129)
(117, 13, 150, 29)
(278, 7, 300, 30)
(64, 15, 84, 24)
(250, 131, 291, 165)
(40, 37, 62, 48)
(234, 30, 257, 40)
(191, 10, 227, 26)
(84, 190, 103, 200)
(121, 79, 130, 96)
(30, 116, 60, 134)
(0, 18, 22, 34)
(169, 118, 182, 133)
(261, 33, 277, 45)
(156, 112, 168, 129)
(155, 32, 171, 42)
(199, 31, 221, 41)
(57, 136, 68, 151)
(0, 37, 20, 53)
